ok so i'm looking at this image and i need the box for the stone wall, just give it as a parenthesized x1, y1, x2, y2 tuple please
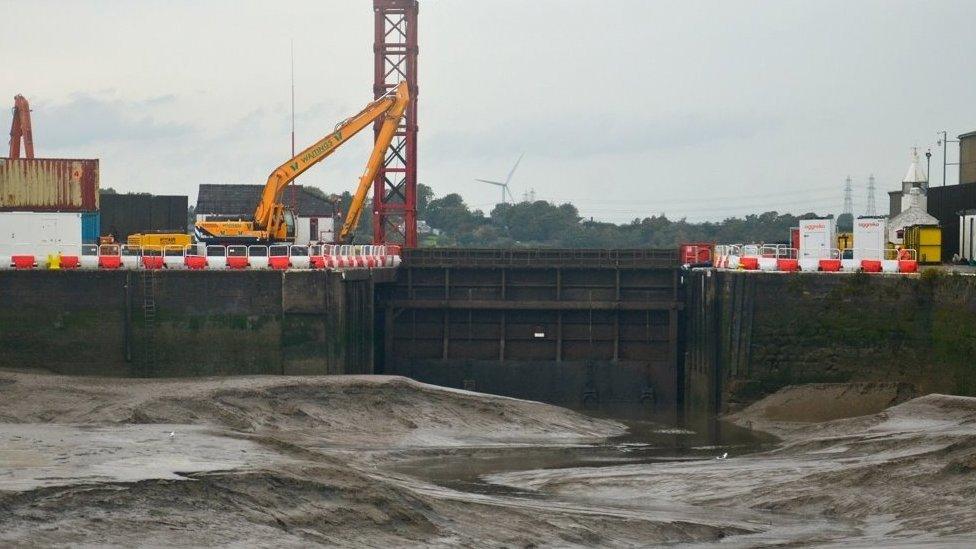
(685, 270, 976, 415)
(0, 270, 376, 377)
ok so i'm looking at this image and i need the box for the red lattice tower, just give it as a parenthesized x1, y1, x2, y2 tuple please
(372, 0, 419, 247)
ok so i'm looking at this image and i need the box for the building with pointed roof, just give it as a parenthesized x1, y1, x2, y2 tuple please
(902, 148, 928, 190)
(889, 187, 938, 244)
(888, 148, 929, 217)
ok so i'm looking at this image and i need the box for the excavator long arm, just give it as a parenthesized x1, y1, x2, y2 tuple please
(338, 85, 409, 243)
(254, 81, 410, 240)
(8, 95, 35, 159)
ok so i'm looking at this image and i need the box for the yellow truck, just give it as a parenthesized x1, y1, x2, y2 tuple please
(127, 233, 192, 251)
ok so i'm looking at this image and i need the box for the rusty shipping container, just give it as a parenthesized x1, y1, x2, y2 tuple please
(0, 158, 99, 212)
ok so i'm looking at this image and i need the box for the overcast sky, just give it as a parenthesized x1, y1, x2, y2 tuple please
(2, 0, 974, 222)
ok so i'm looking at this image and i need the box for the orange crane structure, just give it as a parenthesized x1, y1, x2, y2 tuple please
(8, 94, 35, 159)
(372, 0, 419, 247)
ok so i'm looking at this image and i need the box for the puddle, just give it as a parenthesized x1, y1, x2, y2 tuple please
(392, 411, 778, 497)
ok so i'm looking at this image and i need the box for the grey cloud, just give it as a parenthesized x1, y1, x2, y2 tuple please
(32, 94, 190, 149)
(425, 111, 781, 160)
(142, 94, 178, 106)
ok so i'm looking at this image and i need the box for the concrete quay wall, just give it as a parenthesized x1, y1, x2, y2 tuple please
(684, 270, 976, 415)
(0, 270, 381, 376)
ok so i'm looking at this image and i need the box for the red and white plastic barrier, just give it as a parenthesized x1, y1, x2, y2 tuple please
(1, 243, 403, 271)
(710, 244, 920, 274)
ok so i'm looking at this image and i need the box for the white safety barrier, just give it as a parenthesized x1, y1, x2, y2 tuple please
(163, 245, 186, 270)
(4, 243, 403, 271)
(709, 243, 920, 274)
(206, 245, 227, 270)
(839, 247, 856, 272)
(712, 245, 742, 269)
(80, 244, 100, 269)
(798, 257, 819, 272)
(289, 245, 310, 270)
(248, 245, 269, 270)
(876, 248, 899, 273)
(120, 245, 140, 270)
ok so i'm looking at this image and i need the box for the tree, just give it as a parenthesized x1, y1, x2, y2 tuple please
(416, 183, 434, 218)
(302, 185, 330, 201)
(334, 190, 373, 242)
(492, 201, 581, 244)
(426, 194, 478, 233)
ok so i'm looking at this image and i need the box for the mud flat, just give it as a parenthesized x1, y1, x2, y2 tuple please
(0, 372, 741, 547)
(2, 373, 974, 547)
(491, 383, 976, 546)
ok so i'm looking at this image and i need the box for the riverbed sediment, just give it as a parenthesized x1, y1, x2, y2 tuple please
(1, 372, 973, 547)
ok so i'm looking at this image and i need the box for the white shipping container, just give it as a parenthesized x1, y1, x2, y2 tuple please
(798, 218, 836, 259)
(852, 216, 888, 261)
(295, 216, 335, 245)
(0, 211, 83, 258)
(961, 212, 976, 262)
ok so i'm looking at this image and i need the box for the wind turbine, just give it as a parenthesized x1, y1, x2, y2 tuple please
(476, 153, 523, 204)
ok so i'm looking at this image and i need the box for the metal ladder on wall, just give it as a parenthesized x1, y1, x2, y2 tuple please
(141, 269, 157, 373)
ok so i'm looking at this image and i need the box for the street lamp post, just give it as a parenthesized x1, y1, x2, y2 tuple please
(939, 130, 959, 187)
(937, 132, 961, 243)
(925, 149, 932, 189)
(941, 131, 948, 187)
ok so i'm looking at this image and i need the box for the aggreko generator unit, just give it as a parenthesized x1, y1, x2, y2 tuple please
(798, 218, 837, 259)
(852, 216, 888, 261)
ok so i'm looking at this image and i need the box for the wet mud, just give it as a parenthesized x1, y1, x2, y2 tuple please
(0, 373, 973, 547)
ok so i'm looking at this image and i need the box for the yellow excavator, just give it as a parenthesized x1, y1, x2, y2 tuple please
(194, 82, 409, 245)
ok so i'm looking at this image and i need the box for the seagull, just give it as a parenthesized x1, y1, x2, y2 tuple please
(169, 431, 176, 440)
(716, 452, 728, 460)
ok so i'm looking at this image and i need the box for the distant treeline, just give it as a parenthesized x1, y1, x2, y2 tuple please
(341, 184, 824, 248)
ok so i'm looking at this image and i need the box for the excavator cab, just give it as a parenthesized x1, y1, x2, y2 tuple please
(282, 209, 296, 242)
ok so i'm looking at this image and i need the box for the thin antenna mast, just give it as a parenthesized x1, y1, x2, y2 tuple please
(291, 39, 295, 158)
(866, 174, 877, 216)
(290, 40, 297, 216)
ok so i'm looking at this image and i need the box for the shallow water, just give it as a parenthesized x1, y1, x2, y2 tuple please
(393, 412, 778, 497)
